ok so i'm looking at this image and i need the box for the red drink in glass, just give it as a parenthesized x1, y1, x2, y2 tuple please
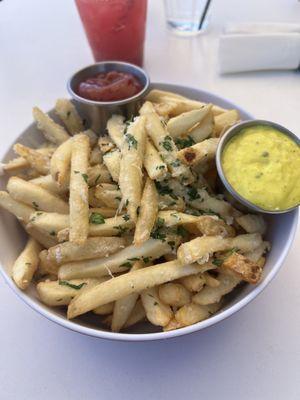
(75, 0, 147, 66)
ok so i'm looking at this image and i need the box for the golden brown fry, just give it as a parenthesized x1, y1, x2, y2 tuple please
(30, 175, 67, 195)
(55, 99, 85, 134)
(174, 303, 210, 327)
(189, 109, 214, 142)
(180, 273, 206, 292)
(177, 138, 219, 166)
(141, 287, 173, 327)
(50, 138, 72, 189)
(87, 164, 112, 186)
(158, 282, 191, 307)
(69, 134, 90, 244)
(0, 191, 34, 224)
(67, 259, 213, 318)
(123, 299, 146, 328)
(144, 139, 168, 181)
(7, 177, 69, 213)
(214, 110, 240, 137)
(33, 106, 70, 144)
(236, 214, 266, 234)
(134, 178, 158, 245)
(12, 238, 42, 290)
(102, 149, 121, 182)
(222, 252, 263, 284)
(106, 114, 125, 148)
(14, 144, 50, 175)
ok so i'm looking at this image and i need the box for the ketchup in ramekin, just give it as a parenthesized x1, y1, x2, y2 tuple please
(77, 70, 143, 102)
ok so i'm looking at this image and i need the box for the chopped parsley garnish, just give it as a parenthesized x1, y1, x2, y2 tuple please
(156, 165, 166, 170)
(95, 174, 101, 185)
(262, 151, 269, 157)
(120, 262, 132, 268)
(59, 280, 86, 290)
(49, 231, 56, 236)
(128, 257, 139, 261)
(25, 262, 32, 266)
(187, 187, 200, 201)
(137, 206, 140, 216)
(66, 111, 71, 117)
(150, 230, 166, 242)
(155, 182, 174, 197)
(74, 170, 80, 174)
(126, 134, 138, 149)
(115, 196, 122, 201)
(154, 301, 159, 306)
(167, 240, 176, 250)
(32, 201, 39, 210)
(36, 212, 43, 216)
(212, 259, 223, 267)
(161, 135, 173, 151)
(142, 256, 151, 263)
(175, 136, 195, 150)
(122, 214, 130, 221)
(171, 159, 181, 168)
(89, 212, 105, 224)
(82, 173, 88, 183)
(125, 199, 129, 207)
(156, 217, 165, 228)
(176, 226, 188, 238)
(114, 225, 129, 236)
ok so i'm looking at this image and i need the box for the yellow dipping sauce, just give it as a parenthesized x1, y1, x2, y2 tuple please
(222, 125, 300, 211)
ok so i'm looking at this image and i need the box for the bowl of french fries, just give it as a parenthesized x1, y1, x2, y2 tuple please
(0, 84, 298, 341)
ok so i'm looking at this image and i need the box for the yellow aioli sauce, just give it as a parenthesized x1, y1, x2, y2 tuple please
(222, 125, 300, 211)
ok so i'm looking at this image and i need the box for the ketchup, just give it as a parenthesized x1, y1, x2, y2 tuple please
(77, 71, 143, 102)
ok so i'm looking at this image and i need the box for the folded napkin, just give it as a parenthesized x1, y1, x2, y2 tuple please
(218, 23, 300, 74)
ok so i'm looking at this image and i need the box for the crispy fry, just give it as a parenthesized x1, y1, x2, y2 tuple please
(144, 139, 168, 181)
(106, 114, 125, 148)
(180, 273, 206, 292)
(103, 149, 121, 182)
(222, 252, 263, 284)
(189, 109, 214, 142)
(214, 110, 240, 137)
(55, 99, 85, 134)
(174, 303, 210, 327)
(123, 299, 146, 328)
(32, 106, 70, 144)
(69, 134, 90, 244)
(158, 282, 191, 307)
(59, 239, 171, 280)
(12, 238, 42, 290)
(39, 236, 126, 274)
(90, 145, 103, 165)
(0, 191, 34, 223)
(236, 214, 266, 234)
(177, 233, 263, 265)
(134, 178, 158, 245)
(14, 144, 50, 175)
(119, 116, 146, 221)
(67, 259, 213, 318)
(94, 185, 121, 208)
(177, 138, 219, 166)
(87, 164, 112, 186)
(167, 105, 212, 138)
(30, 175, 67, 195)
(111, 261, 142, 332)
(50, 138, 72, 189)
(141, 287, 173, 327)
(7, 177, 69, 213)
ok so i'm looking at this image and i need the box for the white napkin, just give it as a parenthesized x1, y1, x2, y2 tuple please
(218, 23, 300, 74)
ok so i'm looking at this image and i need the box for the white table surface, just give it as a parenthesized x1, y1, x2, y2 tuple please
(0, 0, 299, 399)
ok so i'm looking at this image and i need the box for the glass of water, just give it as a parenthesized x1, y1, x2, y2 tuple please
(164, 0, 212, 36)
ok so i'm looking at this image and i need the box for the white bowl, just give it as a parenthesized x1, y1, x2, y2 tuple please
(0, 83, 298, 341)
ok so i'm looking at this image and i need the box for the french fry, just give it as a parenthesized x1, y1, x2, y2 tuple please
(28, 212, 69, 234)
(174, 303, 210, 327)
(123, 299, 146, 328)
(141, 287, 173, 327)
(55, 98, 85, 134)
(59, 239, 171, 280)
(244, 241, 270, 262)
(156, 210, 201, 227)
(214, 110, 240, 137)
(2, 156, 29, 173)
(88, 187, 106, 207)
(7, 177, 69, 213)
(14, 144, 50, 175)
(103, 149, 121, 182)
(12, 238, 42, 290)
(87, 164, 112, 186)
(67, 259, 214, 318)
(177, 233, 263, 265)
(236, 214, 266, 234)
(196, 215, 235, 237)
(106, 114, 125, 148)
(134, 178, 158, 245)
(203, 272, 220, 288)
(69, 134, 90, 244)
(144, 139, 168, 181)
(180, 273, 206, 292)
(141, 103, 194, 185)
(193, 272, 241, 305)
(177, 138, 219, 166)
(119, 116, 146, 221)
(189, 109, 214, 142)
(32, 106, 70, 144)
(167, 105, 212, 138)
(90, 146, 103, 165)
(111, 261, 142, 332)
(222, 252, 263, 284)
(94, 185, 121, 208)
(50, 138, 72, 189)
(37, 278, 102, 306)
(0, 191, 34, 223)
(39, 236, 126, 274)
(24, 224, 58, 249)
(89, 208, 117, 218)
(93, 302, 114, 315)
(89, 214, 134, 237)
(158, 282, 191, 307)
(98, 136, 115, 154)
(30, 175, 67, 195)
(158, 194, 186, 212)
(82, 129, 98, 147)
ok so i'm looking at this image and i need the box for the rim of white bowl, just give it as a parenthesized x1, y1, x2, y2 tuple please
(0, 83, 298, 341)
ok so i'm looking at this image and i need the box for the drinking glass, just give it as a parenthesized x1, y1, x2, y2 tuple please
(75, 0, 147, 66)
(164, 0, 212, 36)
